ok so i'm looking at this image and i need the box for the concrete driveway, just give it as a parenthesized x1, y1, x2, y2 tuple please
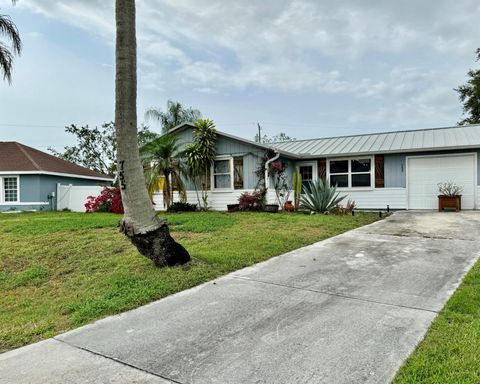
(2, 211, 480, 384)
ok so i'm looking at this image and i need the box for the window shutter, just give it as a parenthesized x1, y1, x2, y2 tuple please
(375, 154, 385, 188)
(233, 156, 244, 189)
(318, 158, 327, 181)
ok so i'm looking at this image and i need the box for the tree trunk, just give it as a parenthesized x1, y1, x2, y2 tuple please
(115, 0, 189, 266)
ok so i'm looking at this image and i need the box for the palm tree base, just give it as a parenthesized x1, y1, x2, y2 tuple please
(120, 220, 190, 267)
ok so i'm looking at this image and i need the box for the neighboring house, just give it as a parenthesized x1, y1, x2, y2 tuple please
(0, 142, 113, 212)
(155, 123, 480, 210)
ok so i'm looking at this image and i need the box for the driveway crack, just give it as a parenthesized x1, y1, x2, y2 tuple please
(232, 276, 439, 314)
(53, 338, 184, 384)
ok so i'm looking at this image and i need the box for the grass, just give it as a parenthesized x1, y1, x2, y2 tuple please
(393, 256, 480, 384)
(0, 210, 378, 352)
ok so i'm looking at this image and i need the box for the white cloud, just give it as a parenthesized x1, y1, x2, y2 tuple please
(7, 0, 479, 130)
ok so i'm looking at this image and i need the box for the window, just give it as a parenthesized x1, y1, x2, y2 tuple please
(0, 176, 19, 203)
(328, 158, 372, 188)
(212, 158, 233, 190)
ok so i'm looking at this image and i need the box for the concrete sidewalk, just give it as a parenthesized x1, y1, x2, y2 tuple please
(2, 211, 480, 384)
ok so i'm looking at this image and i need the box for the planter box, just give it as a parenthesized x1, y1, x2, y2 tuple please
(227, 204, 240, 213)
(264, 204, 279, 213)
(438, 195, 461, 212)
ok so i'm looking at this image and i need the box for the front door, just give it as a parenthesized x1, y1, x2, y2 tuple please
(297, 162, 317, 190)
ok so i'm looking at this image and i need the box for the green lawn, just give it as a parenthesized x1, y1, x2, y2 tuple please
(393, 256, 480, 384)
(0, 210, 378, 352)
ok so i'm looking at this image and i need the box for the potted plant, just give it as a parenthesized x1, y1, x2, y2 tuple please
(438, 182, 463, 211)
(284, 200, 295, 212)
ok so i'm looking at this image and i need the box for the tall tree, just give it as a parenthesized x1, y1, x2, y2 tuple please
(48, 123, 157, 177)
(455, 48, 480, 125)
(254, 132, 296, 143)
(0, 0, 21, 83)
(115, 0, 189, 266)
(145, 100, 202, 133)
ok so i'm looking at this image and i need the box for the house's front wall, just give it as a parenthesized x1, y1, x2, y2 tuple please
(156, 127, 271, 210)
(296, 148, 480, 210)
(0, 174, 108, 212)
(384, 149, 480, 188)
(160, 126, 480, 211)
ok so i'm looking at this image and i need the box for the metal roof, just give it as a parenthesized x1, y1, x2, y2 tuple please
(272, 124, 480, 158)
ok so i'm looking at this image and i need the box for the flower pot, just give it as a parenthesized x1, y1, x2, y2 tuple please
(264, 204, 279, 213)
(284, 200, 295, 212)
(227, 204, 240, 213)
(438, 195, 461, 212)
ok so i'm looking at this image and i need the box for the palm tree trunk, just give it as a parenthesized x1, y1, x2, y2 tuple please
(115, 0, 189, 266)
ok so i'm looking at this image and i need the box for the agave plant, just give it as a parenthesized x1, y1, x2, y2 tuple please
(300, 179, 346, 213)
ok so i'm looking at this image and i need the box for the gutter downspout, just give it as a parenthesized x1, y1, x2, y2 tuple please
(264, 151, 280, 204)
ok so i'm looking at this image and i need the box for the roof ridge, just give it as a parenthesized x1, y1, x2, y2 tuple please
(271, 123, 480, 144)
(15, 142, 42, 171)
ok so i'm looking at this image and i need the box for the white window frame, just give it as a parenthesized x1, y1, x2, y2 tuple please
(0, 175, 20, 204)
(327, 156, 374, 190)
(211, 156, 234, 191)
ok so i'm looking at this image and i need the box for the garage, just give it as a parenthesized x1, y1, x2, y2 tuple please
(407, 153, 477, 210)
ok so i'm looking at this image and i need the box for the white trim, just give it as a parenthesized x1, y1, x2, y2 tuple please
(0, 171, 113, 181)
(211, 156, 234, 192)
(326, 156, 375, 191)
(406, 152, 478, 210)
(0, 175, 20, 204)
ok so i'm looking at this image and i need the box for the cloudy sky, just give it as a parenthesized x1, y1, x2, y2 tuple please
(0, 0, 479, 151)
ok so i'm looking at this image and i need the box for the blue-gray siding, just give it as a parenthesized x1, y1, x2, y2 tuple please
(0, 174, 108, 212)
(175, 129, 266, 190)
(384, 149, 480, 188)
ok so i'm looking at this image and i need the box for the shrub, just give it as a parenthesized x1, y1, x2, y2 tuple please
(167, 202, 197, 212)
(300, 179, 345, 213)
(85, 187, 124, 214)
(238, 190, 266, 211)
(335, 199, 357, 215)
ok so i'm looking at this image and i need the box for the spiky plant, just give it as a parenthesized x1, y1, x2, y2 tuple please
(300, 179, 346, 213)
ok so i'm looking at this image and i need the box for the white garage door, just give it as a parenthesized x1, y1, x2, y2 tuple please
(407, 154, 477, 209)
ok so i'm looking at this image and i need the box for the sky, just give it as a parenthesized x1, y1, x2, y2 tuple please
(0, 0, 479, 152)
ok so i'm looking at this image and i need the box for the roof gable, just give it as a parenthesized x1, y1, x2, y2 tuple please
(0, 142, 113, 180)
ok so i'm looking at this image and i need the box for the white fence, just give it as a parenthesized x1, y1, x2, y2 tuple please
(56, 184, 104, 212)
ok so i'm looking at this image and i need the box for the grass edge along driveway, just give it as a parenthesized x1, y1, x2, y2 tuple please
(0, 211, 379, 352)
(393, 253, 480, 384)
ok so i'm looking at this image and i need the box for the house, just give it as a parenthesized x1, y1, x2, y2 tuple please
(154, 123, 480, 210)
(0, 142, 113, 212)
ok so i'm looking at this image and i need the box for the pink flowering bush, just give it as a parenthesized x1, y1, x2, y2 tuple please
(85, 186, 124, 214)
(238, 190, 266, 211)
(270, 161, 283, 174)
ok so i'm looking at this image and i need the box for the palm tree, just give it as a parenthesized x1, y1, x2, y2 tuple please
(114, 0, 189, 266)
(140, 134, 186, 208)
(145, 100, 202, 133)
(184, 119, 217, 209)
(0, 0, 22, 84)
